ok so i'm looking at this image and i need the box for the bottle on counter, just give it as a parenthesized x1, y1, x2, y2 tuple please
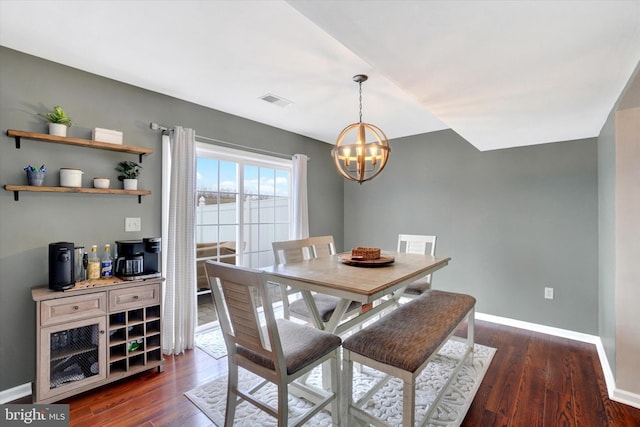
(82, 252, 88, 281)
(87, 245, 100, 280)
(101, 244, 113, 278)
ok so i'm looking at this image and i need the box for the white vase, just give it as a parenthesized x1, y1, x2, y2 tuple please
(48, 123, 67, 137)
(123, 179, 138, 190)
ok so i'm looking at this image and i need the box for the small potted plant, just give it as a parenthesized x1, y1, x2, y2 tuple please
(115, 160, 142, 190)
(38, 106, 72, 137)
(24, 164, 47, 186)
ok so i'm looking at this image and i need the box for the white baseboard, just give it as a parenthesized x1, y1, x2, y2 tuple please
(612, 388, 640, 409)
(0, 382, 31, 404)
(475, 312, 602, 344)
(475, 312, 640, 410)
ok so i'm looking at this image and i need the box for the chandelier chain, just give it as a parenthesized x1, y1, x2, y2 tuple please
(358, 81, 363, 123)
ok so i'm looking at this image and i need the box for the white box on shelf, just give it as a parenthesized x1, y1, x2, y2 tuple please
(92, 128, 123, 145)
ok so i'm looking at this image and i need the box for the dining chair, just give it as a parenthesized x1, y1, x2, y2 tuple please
(272, 238, 315, 265)
(308, 235, 336, 258)
(272, 238, 362, 329)
(271, 238, 315, 320)
(397, 234, 437, 298)
(204, 261, 341, 427)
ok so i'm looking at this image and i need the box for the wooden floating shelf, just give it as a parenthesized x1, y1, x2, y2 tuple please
(6, 129, 153, 162)
(4, 185, 151, 203)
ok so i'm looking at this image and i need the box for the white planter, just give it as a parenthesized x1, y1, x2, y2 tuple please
(49, 123, 68, 137)
(123, 179, 138, 190)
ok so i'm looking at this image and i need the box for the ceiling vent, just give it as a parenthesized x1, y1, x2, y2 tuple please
(260, 93, 293, 108)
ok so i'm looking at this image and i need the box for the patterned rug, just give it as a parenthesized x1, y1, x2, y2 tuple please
(195, 326, 227, 359)
(185, 340, 495, 426)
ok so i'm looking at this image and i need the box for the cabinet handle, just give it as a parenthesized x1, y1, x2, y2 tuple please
(133, 295, 139, 300)
(73, 305, 79, 310)
(100, 330, 105, 334)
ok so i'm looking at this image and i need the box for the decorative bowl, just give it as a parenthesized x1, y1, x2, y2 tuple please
(93, 177, 110, 189)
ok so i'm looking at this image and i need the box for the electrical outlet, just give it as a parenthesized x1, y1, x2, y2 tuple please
(125, 217, 141, 232)
(544, 287, 554, 300)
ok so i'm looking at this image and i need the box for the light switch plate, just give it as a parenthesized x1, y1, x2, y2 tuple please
(544, 287, 554, 300)
(125, 217, 141, 232)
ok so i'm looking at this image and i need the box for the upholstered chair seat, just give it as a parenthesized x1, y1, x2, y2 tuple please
(237, 318, 341, 375)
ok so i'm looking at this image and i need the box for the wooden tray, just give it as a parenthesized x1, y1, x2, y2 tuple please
(337, 254, 395, 267)
(69, 278, 123, 290)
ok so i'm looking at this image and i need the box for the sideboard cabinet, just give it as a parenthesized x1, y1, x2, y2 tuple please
(32, 278, 164, 404)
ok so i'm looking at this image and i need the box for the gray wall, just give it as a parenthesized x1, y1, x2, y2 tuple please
(344, 129, 599, 333)
(0, 47, 344, 391)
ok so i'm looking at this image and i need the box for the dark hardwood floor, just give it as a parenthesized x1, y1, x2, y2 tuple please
(12, 320, 640, 426)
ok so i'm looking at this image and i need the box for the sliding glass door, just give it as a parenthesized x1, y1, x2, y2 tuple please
(195, 142, 292, 297)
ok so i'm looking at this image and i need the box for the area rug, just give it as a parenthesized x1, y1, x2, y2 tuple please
(185, 340, 495, 426)
(195, 325, 227, 359)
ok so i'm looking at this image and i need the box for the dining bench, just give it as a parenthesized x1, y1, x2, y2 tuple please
(341, 289, 476, 426)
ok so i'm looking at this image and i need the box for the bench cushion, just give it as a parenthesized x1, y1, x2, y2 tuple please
(342, 290, 475, 373)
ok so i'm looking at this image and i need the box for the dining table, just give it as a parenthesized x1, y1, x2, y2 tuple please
(262, 252, 451, 335)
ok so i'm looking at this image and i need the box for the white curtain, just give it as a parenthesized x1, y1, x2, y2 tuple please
(292, 154, 309, 239)
(161, 127, 197, 355)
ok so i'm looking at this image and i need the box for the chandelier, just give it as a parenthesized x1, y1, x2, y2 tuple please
(331, 74, 390, 184)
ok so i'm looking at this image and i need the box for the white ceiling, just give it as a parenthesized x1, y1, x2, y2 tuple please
(1, 0, 639, 151)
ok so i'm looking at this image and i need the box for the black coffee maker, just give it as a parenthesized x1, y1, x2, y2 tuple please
(49, 242, 75, 291)
(115, 238, 161, 280)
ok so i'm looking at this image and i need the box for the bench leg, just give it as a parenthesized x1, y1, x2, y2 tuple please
(403, 380, 416, 426)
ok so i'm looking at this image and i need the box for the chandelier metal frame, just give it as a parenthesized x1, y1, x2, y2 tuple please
(331, 74, 390, 184)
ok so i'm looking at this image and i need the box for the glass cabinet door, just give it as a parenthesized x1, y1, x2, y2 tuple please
(38, 316, 107, 401)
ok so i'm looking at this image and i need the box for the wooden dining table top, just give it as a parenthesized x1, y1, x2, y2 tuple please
(261, 252, 451, 303)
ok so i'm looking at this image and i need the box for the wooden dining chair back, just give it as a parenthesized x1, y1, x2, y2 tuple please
(271, 237, 362, 329)
(204, 261, 341, 426)
(272, 238, 314, 319)
(397, 234, 438, 297)
(308, 235, 336, 258)
(272, 238, 314, 265)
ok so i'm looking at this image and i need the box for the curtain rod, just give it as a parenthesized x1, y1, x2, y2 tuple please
(149, 122, 307, 161)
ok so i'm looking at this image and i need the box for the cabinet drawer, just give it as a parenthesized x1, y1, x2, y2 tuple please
(41, 293, 107, 326)
(109, 284, 160, 311)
